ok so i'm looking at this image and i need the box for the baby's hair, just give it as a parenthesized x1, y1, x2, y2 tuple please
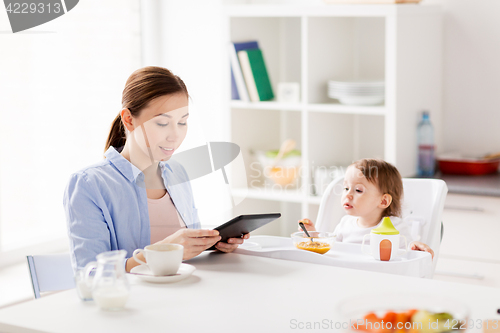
(351, 158, 403, 217)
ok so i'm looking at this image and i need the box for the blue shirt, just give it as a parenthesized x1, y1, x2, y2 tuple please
(63, 147, 201, 272)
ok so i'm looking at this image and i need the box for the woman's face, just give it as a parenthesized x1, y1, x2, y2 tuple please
(128, 93, 189, 162)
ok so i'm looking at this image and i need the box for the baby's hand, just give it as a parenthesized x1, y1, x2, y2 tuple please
(409, 241, 434, 259)
(298, 218, 316, 232)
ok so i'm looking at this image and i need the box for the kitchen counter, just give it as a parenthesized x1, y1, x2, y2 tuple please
(434, 172, 500, 197)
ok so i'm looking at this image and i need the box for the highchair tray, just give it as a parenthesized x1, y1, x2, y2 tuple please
(234, 235, 433, 278)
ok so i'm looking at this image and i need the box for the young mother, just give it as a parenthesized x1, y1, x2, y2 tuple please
(64, 66, 248, 272)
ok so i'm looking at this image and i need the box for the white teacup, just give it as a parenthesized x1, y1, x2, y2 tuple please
(361, 233, 407, 261)
(132, 244, 183, 276)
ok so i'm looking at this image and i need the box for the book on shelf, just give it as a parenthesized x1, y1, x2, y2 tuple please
(237, 48, 274, 102)
(230, 70, 239, 100)
(229, 40, 260, 102)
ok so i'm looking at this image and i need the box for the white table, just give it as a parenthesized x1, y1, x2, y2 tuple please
(0, 252, 498, 333)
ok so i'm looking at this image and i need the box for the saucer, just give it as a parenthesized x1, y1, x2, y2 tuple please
(238, 241, 262, 250)
(129, 263, 196, 283)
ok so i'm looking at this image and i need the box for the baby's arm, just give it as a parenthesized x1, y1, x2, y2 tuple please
(409, 241, 434, 259)
(298, 218, 316, 231)
(396, 218, 435, 259)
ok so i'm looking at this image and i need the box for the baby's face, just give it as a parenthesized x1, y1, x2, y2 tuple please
(341, 166, 385, 218)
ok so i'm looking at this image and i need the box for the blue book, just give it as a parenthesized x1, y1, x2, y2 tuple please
(230, 68, 240, 100)
(229, 41, 260, 101)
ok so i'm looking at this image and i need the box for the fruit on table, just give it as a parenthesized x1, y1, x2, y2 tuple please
(411, 310, 454, 333)
(353, 309, 456, 333)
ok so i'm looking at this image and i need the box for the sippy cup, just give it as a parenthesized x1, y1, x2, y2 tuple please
(361, 217, 407, 261)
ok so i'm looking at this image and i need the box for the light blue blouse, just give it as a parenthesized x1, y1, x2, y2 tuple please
(63, 147, 201, 272)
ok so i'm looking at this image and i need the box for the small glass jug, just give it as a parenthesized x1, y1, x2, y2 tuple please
(84, 250, 130, 310)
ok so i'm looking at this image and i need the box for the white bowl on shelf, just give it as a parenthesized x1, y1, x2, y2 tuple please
(327, 80, 385, 106)
(328, 80, 385, 86)
(336, 95, 385, 106)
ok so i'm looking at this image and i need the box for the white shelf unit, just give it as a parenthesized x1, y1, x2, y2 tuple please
(223, 4, 442, 237)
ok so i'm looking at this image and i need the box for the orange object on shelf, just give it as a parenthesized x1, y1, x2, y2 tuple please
(269, 166, 299, 186)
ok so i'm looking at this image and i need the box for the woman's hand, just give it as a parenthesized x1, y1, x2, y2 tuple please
(298, 218, 316, 232)
(409, 241, 434, 259)
(215, 233, 250, 253)
(157, 229, 221, 260)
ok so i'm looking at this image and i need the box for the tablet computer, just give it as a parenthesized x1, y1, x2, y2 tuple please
(207, 213, 281, 251)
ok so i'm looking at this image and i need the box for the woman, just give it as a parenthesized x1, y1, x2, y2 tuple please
(64, 66, 248, 272)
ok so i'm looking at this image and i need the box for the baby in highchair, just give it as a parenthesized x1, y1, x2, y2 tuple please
(300, 158, 434, 258)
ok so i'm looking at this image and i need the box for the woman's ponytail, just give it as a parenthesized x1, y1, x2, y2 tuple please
(104, 114, 126, 153)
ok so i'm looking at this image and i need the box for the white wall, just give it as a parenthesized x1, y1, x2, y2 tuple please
(0, 0, 142, 251)
(424, 0, 500, 156)
(142, 0, 239, 226)
(144, 0, 227, 143)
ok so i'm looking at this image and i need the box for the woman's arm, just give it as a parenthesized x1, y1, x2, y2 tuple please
(64, 173, 112, 272)
(395, 217, 434, 259)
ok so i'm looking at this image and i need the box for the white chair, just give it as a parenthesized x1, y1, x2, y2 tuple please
(316, 177, 448, 277)
(26, 253, 75, 299)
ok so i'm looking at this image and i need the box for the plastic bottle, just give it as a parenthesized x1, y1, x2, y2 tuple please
(417, 111, 435, 177)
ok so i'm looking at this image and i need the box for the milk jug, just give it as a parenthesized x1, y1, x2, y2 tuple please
(85, 250, 130, 310)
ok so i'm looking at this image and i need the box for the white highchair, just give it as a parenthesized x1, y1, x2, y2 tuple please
(315, 177, 448, 277)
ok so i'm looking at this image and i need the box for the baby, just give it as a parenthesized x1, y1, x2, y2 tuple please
(301, 158, 434, 258)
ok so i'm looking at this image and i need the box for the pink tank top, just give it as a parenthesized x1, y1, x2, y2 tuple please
(147, 191, 186, 244)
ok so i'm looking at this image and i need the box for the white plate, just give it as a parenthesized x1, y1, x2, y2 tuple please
(336, 96, 385, 105)
(328, 80, 385, 86)
(129, 263, 196, 283)
(238, 241, 262, 250)
(328, 91, 385, 97)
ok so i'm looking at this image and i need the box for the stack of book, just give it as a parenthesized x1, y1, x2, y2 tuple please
(229, 40, 274, 102)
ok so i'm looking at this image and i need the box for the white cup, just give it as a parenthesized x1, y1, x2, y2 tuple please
(361, 233, 407, 261)
(277, 82, 300, 103)
(132, 244, 183, 276)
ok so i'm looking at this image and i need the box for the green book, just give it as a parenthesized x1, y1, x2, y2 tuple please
(237, 49, 274, 102)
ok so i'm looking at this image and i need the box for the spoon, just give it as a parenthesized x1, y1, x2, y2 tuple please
(272, 139, 296, 167)
(298, 222, 314, 243)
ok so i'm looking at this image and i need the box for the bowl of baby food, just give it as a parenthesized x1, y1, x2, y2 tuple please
(256, 150, 301, 187)
(291, 231, 336, 254)
(337, 292, 469, 332)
